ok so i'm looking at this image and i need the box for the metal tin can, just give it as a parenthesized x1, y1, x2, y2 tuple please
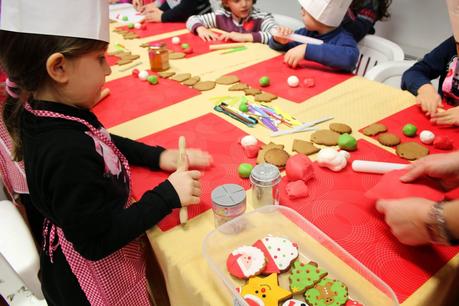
(211, 184, 246, 228)
(148, 43, 170, 71)
(250, 164, 281, 208)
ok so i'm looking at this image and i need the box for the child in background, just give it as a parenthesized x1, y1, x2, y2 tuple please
(269, 0, 359, 72)
(139, 0, 212, 23)
(402, 0, 459, 125)
(0, 0, 212, 305)
(186, 0, 277, 44)
(341, 0, 392, 42)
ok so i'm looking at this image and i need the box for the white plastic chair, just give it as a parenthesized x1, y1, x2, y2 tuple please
(0, 200, 46, 305)
(272, 13, 304, 30)
(365, 60, 416, 88)
(354, 35, 405, 76)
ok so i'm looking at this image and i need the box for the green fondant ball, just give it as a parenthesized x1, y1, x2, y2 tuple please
(147, 75, 158, 85)
(181, 43, 190, 49)
(122, 16, 129, 21)
(402, 123, 417, 137)
(259, 76, 270, 87)
(239, 103, 249, 112)
(238, 163, 253, 178)
(338, 133, 357, 151)
(128, 23, 134, 29)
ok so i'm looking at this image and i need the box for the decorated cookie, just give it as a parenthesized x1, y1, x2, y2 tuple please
(292, 139, 320, 155)
(377, 133, 401, 147)
(257, 142, 284, 164)
(158, 71, 176, 78)
(240, 273, 292, 306)
(264, 148, 290, 168)
(193, 81, 216, 91)
(310, 130, 340, 146)
(329, 123, 352, 134)
(170, 73, 191, 82)
(244, 87, 262, 96)
(169, 51, 186, 59)
(282, 299, 310, 306)
(289, 261, 328, 294)
(227, 246, 266, 279)
(305, 278, 348, 306)
(229, 82, 249, 91)
(255, 92, 278, 102)
(253, 236, 299, 274)
(216, 75, 240, 85)
(362, 123, 387, 136)
(182, 76, 201, 86)
(396, 142, 429, 160)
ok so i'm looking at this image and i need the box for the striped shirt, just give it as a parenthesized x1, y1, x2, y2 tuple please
(186, 8, 277, 44)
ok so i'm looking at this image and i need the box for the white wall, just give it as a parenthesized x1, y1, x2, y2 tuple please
(257, 0, 452, 59)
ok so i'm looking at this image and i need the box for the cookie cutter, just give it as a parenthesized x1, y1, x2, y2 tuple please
(271, 115, 334, 137)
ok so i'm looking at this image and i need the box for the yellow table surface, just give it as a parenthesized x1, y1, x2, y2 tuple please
(107, 23, 459, 306)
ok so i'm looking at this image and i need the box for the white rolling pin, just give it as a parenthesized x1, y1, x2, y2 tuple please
(351, 160, 409, 174)
(270, 28, 324, 45)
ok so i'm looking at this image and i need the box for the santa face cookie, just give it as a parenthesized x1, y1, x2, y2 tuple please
(305, 278, 348, 306)
(289, 261, 328, 294)
(227, 246, 266, 279)
(253, 236, 299, 274)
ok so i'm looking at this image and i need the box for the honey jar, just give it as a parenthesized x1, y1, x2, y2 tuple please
(148, 43, 169, 71)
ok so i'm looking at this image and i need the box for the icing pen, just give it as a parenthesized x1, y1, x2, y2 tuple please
(270, 28, 324, 45)
(247, 105, 278, 131)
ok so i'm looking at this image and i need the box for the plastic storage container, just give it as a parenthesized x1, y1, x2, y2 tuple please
(202, 206, 399, 306)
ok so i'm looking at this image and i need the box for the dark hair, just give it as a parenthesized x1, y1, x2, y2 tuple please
(350, 0, 392, 21)
(221, 0, 257, 11)
(0, 31, 108, 161)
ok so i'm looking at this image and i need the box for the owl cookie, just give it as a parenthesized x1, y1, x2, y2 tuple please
(253, 236, 299, 274)
(226, 246, 266, 279)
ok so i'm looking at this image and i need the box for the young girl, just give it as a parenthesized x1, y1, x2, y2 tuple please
(139, 0, 212, 23)
(341, 0, 392, 42)
(0, 1, 212, 305)
(186, 0, 277, 44)
(269, 0, 359, 72)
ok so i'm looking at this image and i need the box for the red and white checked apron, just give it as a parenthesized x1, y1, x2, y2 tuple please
(24, 102, 151, 306)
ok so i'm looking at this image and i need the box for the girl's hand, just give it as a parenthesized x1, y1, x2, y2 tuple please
(159, 149, 213, 172)
(417, 84, 443, 116)
(132, 0, 144, 10)
(219, 31, 253, 42)
(142, 6, 163, 22)
(376, 198, 434, 245)
(167, 158, 202, 206)
(430, 106, 459, 126)
(284, 44, 306, 68)
(196, 27, 219, 41)
(273, 26, 293, 44)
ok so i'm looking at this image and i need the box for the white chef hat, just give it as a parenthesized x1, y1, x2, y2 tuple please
(298, 0, 353, 27)
(0, 0, 109, 42)
(447, 0, 459, 43)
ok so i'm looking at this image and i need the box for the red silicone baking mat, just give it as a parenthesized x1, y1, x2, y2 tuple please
(360, 104, 459, 155)
(115, 22, 186, 39)
(93, 72, 200, 128)
(147, 32, 232, 59)
(131, 113, 257, 231)
(279, 139, 459, 302)
(231, 55, 353, 103)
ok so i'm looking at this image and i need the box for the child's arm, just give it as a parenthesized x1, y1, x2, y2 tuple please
(304, 31, 359, 72)
(251, 11, 277, 44)
(269, 28, 303, 52)
(431, 106, 459, 125)
(186, 11, 218, 33)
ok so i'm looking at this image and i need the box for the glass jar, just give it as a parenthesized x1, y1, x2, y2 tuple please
(250, 164, 281, 208)
(211, 184, 246, 228)
(148, 43, 170, 72)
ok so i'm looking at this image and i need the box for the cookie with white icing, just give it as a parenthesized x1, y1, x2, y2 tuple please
(226, 246, 266, 279)
(253, 236, 299, 274)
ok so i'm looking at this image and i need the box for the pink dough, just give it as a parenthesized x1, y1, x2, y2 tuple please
(286, 180, 309, 199)
(285, 154, 314, 182)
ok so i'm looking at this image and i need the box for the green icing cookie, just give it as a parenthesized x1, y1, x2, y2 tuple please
(305, 278, 348, 306)
(289, 260, 328, 294)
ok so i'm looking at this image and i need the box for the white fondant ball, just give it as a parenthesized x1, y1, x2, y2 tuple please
(420, 130, 435, 144)
(138, 70, 149, 81)
(134, 22, 142, 29)
(287, 75, 299, 87)
(240, 135, 257, 147)
(172, 36, 181, 45)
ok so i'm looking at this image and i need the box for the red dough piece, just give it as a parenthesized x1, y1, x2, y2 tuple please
(285, 154, 314, 182)
(433, 135, 453, 150)
(345, 300, 363, 306)
(286, 180, 309, 199)
(183, 47, 193, 54)
(303, 78, 315, 87)
(244, 144, 260, 158)
(131, 68, 140, 77)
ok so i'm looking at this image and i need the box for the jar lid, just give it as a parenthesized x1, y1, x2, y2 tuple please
(149, 42, 166, 49)
(250, 163, 281, 186)
(211, 184, 246, 208)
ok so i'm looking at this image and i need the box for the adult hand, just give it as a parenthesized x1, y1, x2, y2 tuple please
(376, 198, 434, 245)
(430, 106, 459, 125)
(196, 27, 219, 41)
(284, 44, 306, 68)
(141, 4, 163, 22)
(417, 84, 443, 116)
(272, 26, 293, 44)
(400, 151, 459, 190)
(167, 152, 202, 206)
(160, 149, 213, 172)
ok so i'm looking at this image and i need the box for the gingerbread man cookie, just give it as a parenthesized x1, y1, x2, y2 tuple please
(227, 246, 266, 279)
(289, 261, 328, 294)
(240, 273, 292, 306)
(305, 278, 348, 306)
(253, 236, 299, 274)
